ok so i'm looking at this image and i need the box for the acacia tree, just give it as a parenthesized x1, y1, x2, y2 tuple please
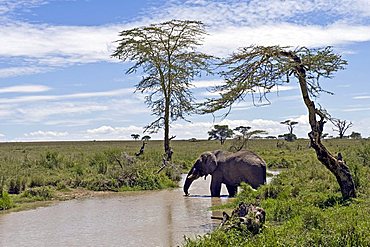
(208, 125, 234, 145)
(202, 45, 356, 200)
(112, 20, 213, 160)
(232, 126, 267, 151)
(142, 135, 151, 141)
(131, 134, 140, 140)
(331, 118, 352, 139)
(280, 120, 298, 141)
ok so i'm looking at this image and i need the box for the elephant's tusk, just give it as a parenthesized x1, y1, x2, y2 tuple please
(187, 174, 195, 179)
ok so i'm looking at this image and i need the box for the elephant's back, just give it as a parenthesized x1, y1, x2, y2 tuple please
(221, 150, 266, 188)
(227, 150, 266, 167)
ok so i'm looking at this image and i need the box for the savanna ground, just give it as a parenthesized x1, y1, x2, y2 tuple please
(0, 139, 370, 246)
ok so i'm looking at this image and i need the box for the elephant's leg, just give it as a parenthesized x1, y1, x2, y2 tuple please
(226, 184, 238, 197)
(210, 178, 221, 197)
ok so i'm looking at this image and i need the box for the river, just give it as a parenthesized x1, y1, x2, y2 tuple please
(0, 172, 279, 247)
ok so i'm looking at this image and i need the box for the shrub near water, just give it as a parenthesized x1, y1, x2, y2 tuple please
(84, 149, 179, 191)
(0, 191, 14, 210)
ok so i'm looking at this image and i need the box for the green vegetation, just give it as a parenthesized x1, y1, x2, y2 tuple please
(183, 139, 370, 246)
(1, 139, 370, 246)
(0, 140, 197, 211)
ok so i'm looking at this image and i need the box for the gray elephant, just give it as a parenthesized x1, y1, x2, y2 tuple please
(183, 150, 266, 197)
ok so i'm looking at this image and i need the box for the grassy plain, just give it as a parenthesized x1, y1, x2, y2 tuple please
(1, 138, 370, 246)
(0, 139, 220, 212)
(183, 138, 370, 246)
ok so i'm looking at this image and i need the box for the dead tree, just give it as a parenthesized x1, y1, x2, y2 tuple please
(202, 46, 356, 200)
(135, 141, 146, 157)
(331, 118, 353, 139)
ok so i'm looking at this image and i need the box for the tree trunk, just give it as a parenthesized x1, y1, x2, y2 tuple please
(309, 131, 356, 199)
(286, 51, 356, 200)
(164, 100, 171, 161)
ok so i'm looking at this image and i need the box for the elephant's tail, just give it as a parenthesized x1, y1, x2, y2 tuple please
(263, 165, 267, 183)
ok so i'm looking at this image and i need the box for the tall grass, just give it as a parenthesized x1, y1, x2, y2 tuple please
(183, 139, 370, 246)
(0, 140, 189, 210)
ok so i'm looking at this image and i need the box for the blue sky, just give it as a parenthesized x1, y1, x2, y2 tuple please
(0, 0, 370, 141)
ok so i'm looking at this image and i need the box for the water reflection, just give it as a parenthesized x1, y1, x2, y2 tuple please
(0, 175, 230, 247)
(0, 171, 278, 247)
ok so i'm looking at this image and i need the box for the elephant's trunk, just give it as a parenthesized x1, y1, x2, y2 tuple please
(183, 167, 199, 196)
(183, 176, 194, 196)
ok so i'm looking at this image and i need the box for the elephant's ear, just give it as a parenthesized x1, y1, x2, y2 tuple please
(201, 152, 218, 175)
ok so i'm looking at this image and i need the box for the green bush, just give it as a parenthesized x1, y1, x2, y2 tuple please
(0, 191, 14, 210)
(8, 176, 27, 194)
(89, 153, 108, 174)
(267, 157, 295, 168)
(38, 151, 63, 169)
(29, 175, 46, 187)
(22, 186, 54, 200)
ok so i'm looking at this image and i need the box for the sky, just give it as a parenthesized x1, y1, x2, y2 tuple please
(0, 0, 370, 142)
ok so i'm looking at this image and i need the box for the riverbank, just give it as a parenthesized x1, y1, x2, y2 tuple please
(0, 188, 120, 215)
(183, 143, 370, 246)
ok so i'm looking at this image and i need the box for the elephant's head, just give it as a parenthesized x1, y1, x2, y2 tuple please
(183, 152, 217, 196)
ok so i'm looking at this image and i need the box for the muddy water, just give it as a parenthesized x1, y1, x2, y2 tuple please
(0, 175, 231, 247)
(0, 172, 278, 247)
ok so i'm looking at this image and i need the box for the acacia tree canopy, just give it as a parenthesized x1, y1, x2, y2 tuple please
(131, 134, 140, 140)
(280, 120, 298, 134)
(202, 46, 345, 113)
(232, 126, 267, 151)
(280, 120, 299, 142)
(112, 20, 214, 160)
(208, 125, 234, 145)
(201, 45, 356, 199)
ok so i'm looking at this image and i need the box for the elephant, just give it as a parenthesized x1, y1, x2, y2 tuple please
(183, 150, 266, 197)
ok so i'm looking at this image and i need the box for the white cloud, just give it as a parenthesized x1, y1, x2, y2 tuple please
(0, 22, 126, 66)
(16, 103, 109, 122)
(191, 79, 224, 88)
(202, 23, 370, 56)
(154, 0, 370, 26)
(0, 66, 49, 78)
(343, 107, 370, 112)
(0, 92, 149, 126)
(0, 84, 50, 93)
(25, 130, 68, 137)
(0, 87, 134, 104)
(0, 0, 369, 78)
(87, 125, 115, 135)
(350, 117, 370, 138)
(0, 0, 46, 15)
(85, 125, 144, 139)
(353, 95, 370, 99)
